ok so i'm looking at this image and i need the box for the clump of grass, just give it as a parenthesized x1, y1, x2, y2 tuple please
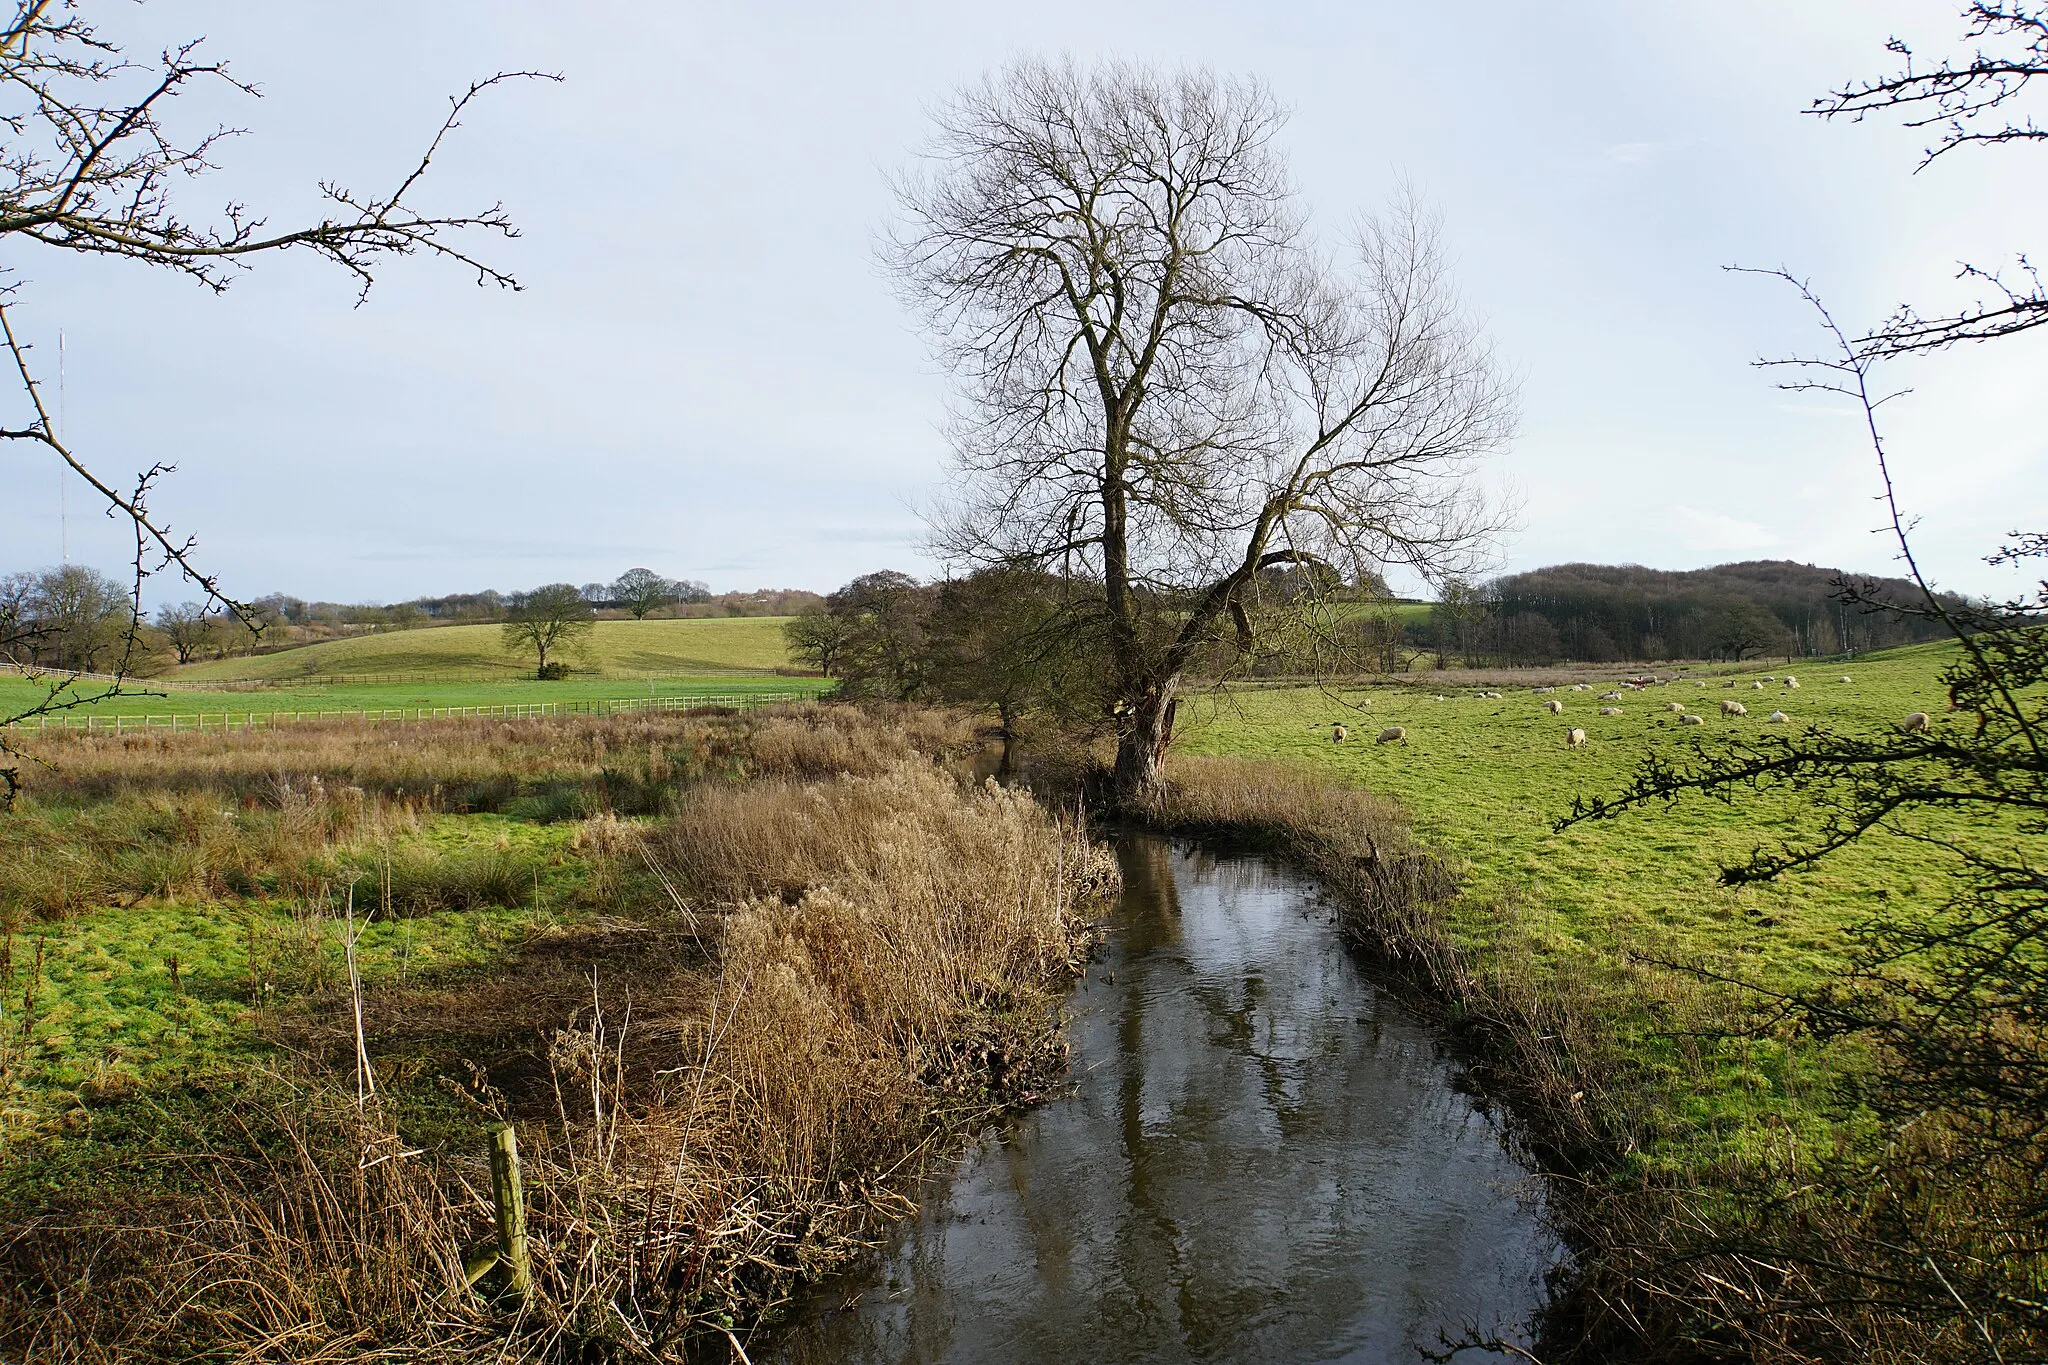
(19, 704, 978, 813)
(0, 752, 1117, 1361)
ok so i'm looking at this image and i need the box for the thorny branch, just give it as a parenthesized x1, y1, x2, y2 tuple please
(1812, 1, 2048, 353)
(0, 2, 554, 801)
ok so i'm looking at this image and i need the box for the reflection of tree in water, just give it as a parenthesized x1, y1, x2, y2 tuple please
(764, 838, 1557, 1364)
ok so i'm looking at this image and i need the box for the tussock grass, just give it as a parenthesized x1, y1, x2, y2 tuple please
(1, 713, 1116, 1362)
(17, 703, 975, 810)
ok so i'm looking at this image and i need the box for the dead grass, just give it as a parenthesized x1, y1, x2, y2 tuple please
(0, 736, 1117, 1362)
(13, 703, 977, 811)
(1, 704, 979, 932)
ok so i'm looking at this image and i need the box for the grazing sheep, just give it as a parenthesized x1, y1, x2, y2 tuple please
(1695, 680, 1708, 688)
(1600, 690, 1623, 701)
(1599, 706, 1623, 716)
(1838, 676, 1852, 684)
(1571, 683, 1591, 692)
(1763, 675, 1777, 682)
(1783, 676, 1799, 689)
(1680, 713, 1706, 727)
(1723, 680, 1737, 688)
(1752, 680, 1766, 690)
(1666, 702, 1686, 713)
(1721, 700, 1748, 716)
(1902, 711, 1930, 733)
(1767, 710, 1790, 723)
(1533, 686, 1556, 695)
(1544, 698, 1565, 715)
(1565, 727, 1588, 748)
(1376, 725, 1408, 745)
(1332, 724, 1348, 742)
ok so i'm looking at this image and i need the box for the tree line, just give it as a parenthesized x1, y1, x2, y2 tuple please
(1415, 559, 1966, 667)
(0, 563, 828, 674)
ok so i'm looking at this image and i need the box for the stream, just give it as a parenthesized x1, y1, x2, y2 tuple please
(763, 834, 1564, 1363)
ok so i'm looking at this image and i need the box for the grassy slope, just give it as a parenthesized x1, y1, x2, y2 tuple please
(171, 616, 800, 682)
(1180, 645, 1960, 1157)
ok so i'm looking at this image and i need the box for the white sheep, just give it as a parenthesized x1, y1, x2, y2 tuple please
(1666, 702, 1686, 714)
(1763, 675, 1777, 682)
(1723, 680, 1738, 688)
(1768, 710, 1789, 723)
(1565, 727, 1588, 748)
(1783, 676, 1799, 690)
(1680, 713, 1706, 726)
(1544, 698, 1565, 715)
(1600, 690, 1623, 701)
(1695, 680, 1707, 688)
(1599, 706, 1623, 716)
(1838, 676, 1852, 684)
(1533, 686, 1556, 695)
(1571, 683, 1591, 692)
(1721, 700, 1748, 716)
(1377, 725, 1408, 745)
(1332, 724, 1348, 742)
(1902, 712, 1930, 734)
(1752, 680, 1766, 690)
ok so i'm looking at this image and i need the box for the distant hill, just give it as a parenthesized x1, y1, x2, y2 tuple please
(1412, 560, 1965, 665)
(172, 616, 802, 683)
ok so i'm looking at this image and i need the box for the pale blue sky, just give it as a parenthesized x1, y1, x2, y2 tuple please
(3, 1, 2042, 604)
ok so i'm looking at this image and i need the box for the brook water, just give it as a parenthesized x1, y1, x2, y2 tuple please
(765, 835, 1563, 1363)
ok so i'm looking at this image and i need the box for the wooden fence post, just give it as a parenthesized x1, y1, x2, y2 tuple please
(489, 1123, 531, 1304)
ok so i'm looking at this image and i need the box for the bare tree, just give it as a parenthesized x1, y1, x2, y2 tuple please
(154, 600, 215, 665)
(783, 606, 855, 678)
(0, 2, 553, 800)
(890, 59, 1515, 800)
(502, 583, 594, 678)
(1813, 1, 2048, 353)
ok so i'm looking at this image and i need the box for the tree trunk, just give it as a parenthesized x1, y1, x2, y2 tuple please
(1112, 685, 1177, 805)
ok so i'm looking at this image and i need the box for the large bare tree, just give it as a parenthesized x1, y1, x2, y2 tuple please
(889, 59, 1515, 800)
(0, 1, 550, 800)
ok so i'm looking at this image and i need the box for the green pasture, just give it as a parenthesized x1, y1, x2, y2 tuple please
(170, 615, 802, 683)
(0, 673, 827, 724)
(1181, 645, 1968, 1162)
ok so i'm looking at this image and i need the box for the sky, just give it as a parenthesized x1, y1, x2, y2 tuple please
(1, 1, 2042, 607)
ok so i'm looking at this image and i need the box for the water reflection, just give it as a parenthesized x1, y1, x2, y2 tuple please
(763, 837, 1561, 1363)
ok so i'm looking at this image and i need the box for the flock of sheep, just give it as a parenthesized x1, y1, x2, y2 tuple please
(1326, 671, 1932, 749)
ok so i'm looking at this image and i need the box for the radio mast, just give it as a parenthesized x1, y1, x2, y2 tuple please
(58, 328, 67, 564)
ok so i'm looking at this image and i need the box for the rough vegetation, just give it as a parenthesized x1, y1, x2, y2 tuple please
(1176, 642, 2042, 1362)
(0, 705, 1118, 1362)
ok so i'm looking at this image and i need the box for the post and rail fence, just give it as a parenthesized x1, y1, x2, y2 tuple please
(5, 690, 820, 736)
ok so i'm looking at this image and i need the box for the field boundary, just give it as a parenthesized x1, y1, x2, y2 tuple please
(5, 690, 821, 735)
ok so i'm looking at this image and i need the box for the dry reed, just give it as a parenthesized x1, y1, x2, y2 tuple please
(1, 743, 1116, 1362)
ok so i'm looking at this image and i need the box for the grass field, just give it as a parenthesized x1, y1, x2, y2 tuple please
(1179, 645, 1960, 1162)
(169, 615, 802, 683)
(0, 672, 827, 724)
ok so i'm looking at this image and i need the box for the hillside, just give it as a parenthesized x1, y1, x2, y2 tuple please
(171, 616, 801, 682)
(1415, 559, 1964, 665)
